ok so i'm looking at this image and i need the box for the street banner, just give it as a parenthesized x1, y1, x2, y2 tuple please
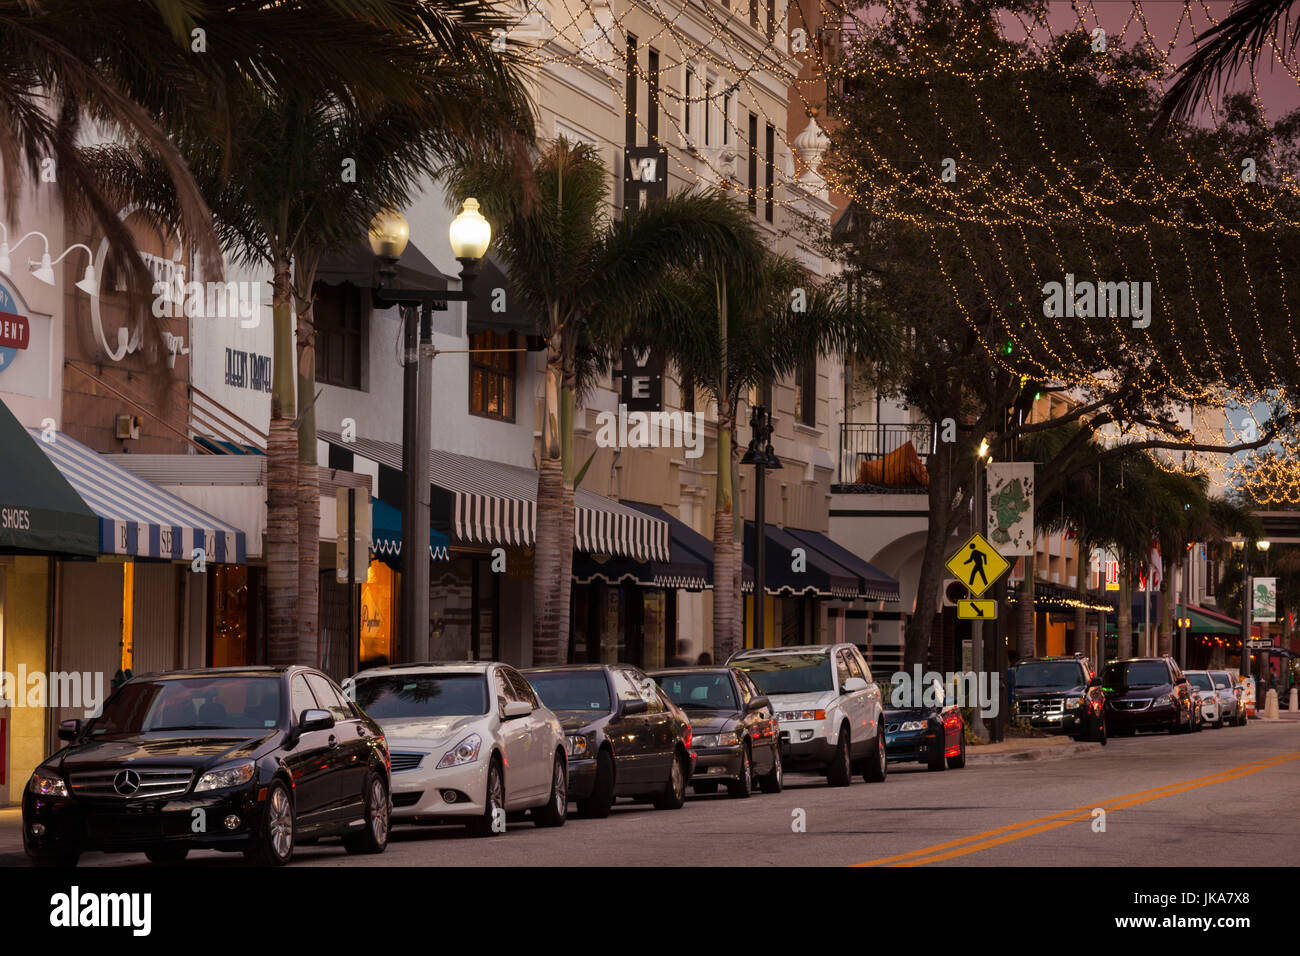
(1253, 576, 1277, 623)
(986, 462, 1034, 555)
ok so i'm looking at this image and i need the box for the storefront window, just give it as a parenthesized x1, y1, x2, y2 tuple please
(360, 559, 396, 668)
(209, 565, 252, 667)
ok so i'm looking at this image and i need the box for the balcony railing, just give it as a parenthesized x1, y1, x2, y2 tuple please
(834, 421, 934, 492)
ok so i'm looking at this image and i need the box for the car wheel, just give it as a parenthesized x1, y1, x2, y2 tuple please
(344, 770, 390, 854)
(1213, 710, 1224, 729)
(947, 732, 967, 769)
(759, 744, 783, 794)
(727, 742, 754, 798)
(578, 749, 616, 818)
(244, 779, 294, 866)
(653, 750, 687, 810)
(826, 726, 852, 787)
(863, 728, 887, 782)
(693, 781, 720, 795)
(145, 846, 190, 864)
(467, 757, 506, 838)
(533, 752, 568, 828)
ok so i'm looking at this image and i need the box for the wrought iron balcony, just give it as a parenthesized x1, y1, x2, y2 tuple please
(833, 421, 935, 492)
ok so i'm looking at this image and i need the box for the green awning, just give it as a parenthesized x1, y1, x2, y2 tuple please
(1176, 604, 1241, 635)
(0, 398, 98, 555)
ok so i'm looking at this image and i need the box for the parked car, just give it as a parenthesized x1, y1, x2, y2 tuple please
(1211, 670, 1246, 726)
(649, 666, 781, 796)
(1183, 670, 1224, 728)
(729, 643, 886, 786)
(346, 662, 567, 838)
(521, 664, 694, 817)
(882, 676, 967, 770)
(24, 666, 390, 867)
(1012, 654, 1107, 744)
(1102, 657, 1200, 735)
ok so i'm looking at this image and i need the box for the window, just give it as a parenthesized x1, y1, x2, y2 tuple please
(794, 353, 816, 426)
(313, 282, 367, 389)
(609, 668, 644, 703)
(747, 113, 758, 213)
(625, 35, 638, 146)
(306, 673, 352, 722)
(767, 0, 775, 39)
(504, 667, 538, 708)
(493, 667, 517, 717)
(648, 48, 660, 141)
(469, 330, 516, 421)
(684, 68, 693, 137)
(704, 79, 713, 146)
(765, 122, 775, 222)
(834, 651, 853, 688)
(626, 668, 664, 711)
(291, 676, 318, 723)
(723, 92, 731, 144)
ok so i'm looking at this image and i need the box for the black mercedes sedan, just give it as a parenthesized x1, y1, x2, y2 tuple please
(649, 666, 781, 797)
(23, 666, 391, 867)
(521, 664, 694, 818)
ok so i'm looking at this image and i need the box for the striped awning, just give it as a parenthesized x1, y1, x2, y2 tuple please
(30, 428, 247, 563)
(322, 433, 669, 562)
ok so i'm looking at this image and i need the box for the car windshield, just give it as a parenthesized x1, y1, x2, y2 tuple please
(733, 654, 833, 695)
(654, 672, 738, 710)
(1016, 661, 1085, 689)
(350, 674, 487, 718)
(526, 671, 612, 712)
(90, 676, 283, 735)
(1103, 661, 1171, 688)
(1187, 673, 1214, 692)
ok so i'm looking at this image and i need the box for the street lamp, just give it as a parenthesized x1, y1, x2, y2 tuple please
(1232, 538, 1270, 684)
(741, 404, 781, 648)
(369, 201, 489, 664)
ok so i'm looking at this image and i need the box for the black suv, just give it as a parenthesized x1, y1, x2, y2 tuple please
(1102, 657, 1201, 735)
(1013, 654, 1107, 744)
(23, 666, 390, 867)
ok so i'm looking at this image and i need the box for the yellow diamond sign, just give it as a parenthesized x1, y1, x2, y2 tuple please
(945, 532, 1010, 598)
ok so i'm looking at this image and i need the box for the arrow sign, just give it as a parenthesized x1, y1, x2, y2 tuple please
(958, 599, 998, 620)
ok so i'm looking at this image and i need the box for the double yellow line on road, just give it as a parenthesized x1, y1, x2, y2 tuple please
(855, 751, 1300, 867)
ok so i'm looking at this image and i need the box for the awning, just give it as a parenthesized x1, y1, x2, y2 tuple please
(322, 433, 669, 562)
(744, 521, 859, 599)
(31, 428, 247, 563)
(573, 501, 710, 590)
(465, 253, 542, 338)
(784, 528, 900, 602)
(1176, 603, 1242, 635)
(314, 239, 449, 292)
(0, 399, 98, 555)
(370, 496, 450, 565)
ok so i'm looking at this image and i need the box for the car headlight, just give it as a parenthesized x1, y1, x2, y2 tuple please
(899, 720, 927, 732)
(29, 769, 68, 798)
(1155, 694, 1175, 706)
(778, 709, 826, 722)
(194, 760, 255, 793)
(717, 731, 740, 747)
(564, 734, 590, 758)
(1065, 697, 1084, 709)
(436, 733, 482, 769)
(694, 734, 715, 748)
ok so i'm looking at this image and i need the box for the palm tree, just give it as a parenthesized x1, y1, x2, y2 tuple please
(446, 139, 767, 664)
(1155, 0, 1298, 131)
(631, 254, 891, 659)
(87, 6, 533, 664)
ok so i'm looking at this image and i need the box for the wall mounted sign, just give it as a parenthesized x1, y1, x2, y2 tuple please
(623, 146, 668, 210)
(0, 280, 30, 373)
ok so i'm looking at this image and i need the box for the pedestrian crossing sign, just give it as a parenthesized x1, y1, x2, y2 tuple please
(945, 532, 1010, 598)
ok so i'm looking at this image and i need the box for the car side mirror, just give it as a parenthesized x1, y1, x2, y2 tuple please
(620, 698, 648, 717)
(300, 709, 334, 732)
(502, 700, 532, 719)
(58, 719, 82, 742)
(748, 696, 770, 712)
(841, 677, 868, 694)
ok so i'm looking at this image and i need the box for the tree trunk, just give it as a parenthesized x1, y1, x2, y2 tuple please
(556, 380, 576, 660)
(904, 442, 954, 668)
(1018, 550, 1036, 660)
(532, 334, 565, 665)
(297, 298, 319, 667)
(1158, 551, 1175, 657)
(1072, 538, 1089, 656)
(1117, 552, 1133, 659)
(711, 273, 740, 661)
(266, 259, 299, 665)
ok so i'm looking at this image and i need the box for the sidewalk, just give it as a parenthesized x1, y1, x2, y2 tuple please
(965, 734, 1102, 765)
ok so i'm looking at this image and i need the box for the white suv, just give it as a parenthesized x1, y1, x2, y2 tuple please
(729, 644, 886, 786)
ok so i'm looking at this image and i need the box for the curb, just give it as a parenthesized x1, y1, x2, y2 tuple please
(965, 742, 1102, 765)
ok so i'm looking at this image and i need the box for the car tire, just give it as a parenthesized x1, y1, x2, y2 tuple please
(947, 732, 966, 769)
(144, 846, 190, 864)
(343, 770, 390, 854)
(863, 728, 887, 782)
(758, 745, 783, 794)
(578, 749, 616, 818)
(532, 752, 568, 828)
(244, 779, 294, 866)
(727, 742, 754, 798)
(467, 757, 506, 838)
(927, 736, 947, 771)
(653, 750, 687, 810)
(826, 726, 852, 787)
(1096, 713, 1107, 746)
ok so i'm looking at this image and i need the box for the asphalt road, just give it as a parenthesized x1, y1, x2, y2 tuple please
(10, 719, 1295, 868)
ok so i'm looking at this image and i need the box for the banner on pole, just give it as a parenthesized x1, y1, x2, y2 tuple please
(1253, 576, 1277, 623)
(986, 462, 1035, 556)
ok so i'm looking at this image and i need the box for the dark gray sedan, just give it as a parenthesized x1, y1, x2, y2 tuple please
(649, 667, 782, 798)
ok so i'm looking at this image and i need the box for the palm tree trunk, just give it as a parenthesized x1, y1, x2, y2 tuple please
(1018, 550, 1036, 659)
(532, 332, 565, 665)
(266, 259, 299, 665)
(1072, 537, 1089, 656)
(557, 378, 576, 659)
(1159, 551, 1175, 657)
(296, 297, 319, 667)
(712, 273, 739, 661)
(1117, 552, 1133, 659)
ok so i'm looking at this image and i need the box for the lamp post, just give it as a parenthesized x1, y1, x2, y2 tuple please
(741, 404, 780, 649)
(1232, 538, 1270, 684)
(369, 200, 490, 662)
(971, 438, 991, 741)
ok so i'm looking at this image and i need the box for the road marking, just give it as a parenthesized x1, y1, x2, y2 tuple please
(855, 752, 1300, 867)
